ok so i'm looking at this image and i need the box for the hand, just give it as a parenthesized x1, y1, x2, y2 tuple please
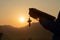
(29, 8, 56, 21)
(29, 8, 40, 19)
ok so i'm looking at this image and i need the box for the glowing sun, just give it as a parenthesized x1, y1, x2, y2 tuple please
(19, 17, 25, 23)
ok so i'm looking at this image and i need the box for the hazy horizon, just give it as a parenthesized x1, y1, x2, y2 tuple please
(0, 23, 52, 40)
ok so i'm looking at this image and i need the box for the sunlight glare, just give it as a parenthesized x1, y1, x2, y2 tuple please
(19, 17, 25, 23)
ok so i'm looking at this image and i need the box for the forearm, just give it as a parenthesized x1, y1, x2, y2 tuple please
(39, 19, 56, 32)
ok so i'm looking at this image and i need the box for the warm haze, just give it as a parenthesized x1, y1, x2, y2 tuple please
(0, 0, 60, 28)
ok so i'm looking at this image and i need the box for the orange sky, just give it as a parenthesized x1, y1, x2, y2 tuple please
(0, 0, 60, 28)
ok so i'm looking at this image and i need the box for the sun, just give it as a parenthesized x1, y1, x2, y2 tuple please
(19, 17, 25, 23)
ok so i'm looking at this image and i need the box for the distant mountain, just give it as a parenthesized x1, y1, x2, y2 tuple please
(0, 23, 53, 40)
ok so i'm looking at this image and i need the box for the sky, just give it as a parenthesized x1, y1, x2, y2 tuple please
(0, 0, 60, 27)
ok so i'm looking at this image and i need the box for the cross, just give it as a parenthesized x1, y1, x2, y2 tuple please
(28, 17, 32, 27)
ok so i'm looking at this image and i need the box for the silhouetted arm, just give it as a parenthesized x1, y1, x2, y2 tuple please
(40, 19, 56, 33)
(29, 8, 56, 33)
